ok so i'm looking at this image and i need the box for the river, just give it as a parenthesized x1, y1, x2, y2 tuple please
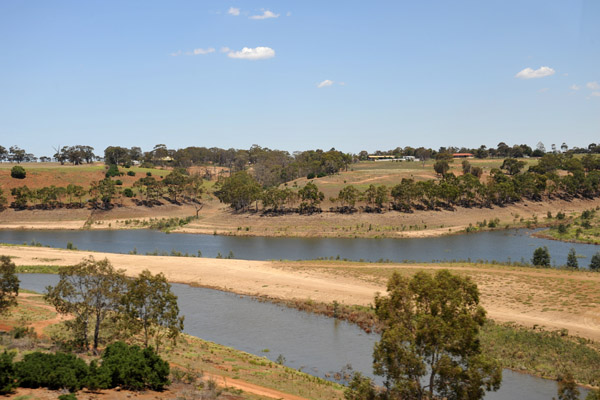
(1, 228, 598, 266)
(17, 273, 589, 399)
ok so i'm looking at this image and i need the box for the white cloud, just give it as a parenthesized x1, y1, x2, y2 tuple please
(515, 66, 555, 79)
(250, 10, 279, 19)
(587, 81, 600, 90)
(228, 7, 240, 16)
(171, 48, 215, 56)
(220, 47, 231, 53)
(190, 47, 215, 55)
(317, 80, 334, 88)
(570, 84, 581, 90)
(227, 46, 275, 60)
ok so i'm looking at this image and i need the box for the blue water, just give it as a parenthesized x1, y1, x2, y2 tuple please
(1, 228, 597, 266)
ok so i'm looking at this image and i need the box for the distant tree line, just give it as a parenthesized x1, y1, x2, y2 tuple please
(104, 144, 352, 186)
(215, 154, 600, 214)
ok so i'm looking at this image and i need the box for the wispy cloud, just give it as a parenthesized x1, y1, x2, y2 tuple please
(228, 7, 240, 16)
(592, 92, 600, 97)
(249, 10, 279, 19)
(587, 81, 600, 90)
(220, 47, 230, 53)
(317, 80, 334, 88)
(515, 66, 555, 79)
(227, 46, 275, 60)
(570, 84, 581, 90)
(191, 48, 215, 55)
(171, 47, 215, 56)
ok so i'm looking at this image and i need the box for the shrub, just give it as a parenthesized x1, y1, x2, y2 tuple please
(101, 342, 170, 391)
(590, 252, 600, 271)
(146, 172, 152, 177)
(105, 164, 120, 178)
(557, 211, 566, 220)
(532, 246, 551, 267)
(123, 188, 134, 198)
(306, 172, 316, 179)
(15, 352, 88, 392)
(84, 360, 111, 391)
(10, 166, 26, 179)
(58, 394, 78, 400)
(127, 171, 136, 176)
(114, 179, 123, 186)
(558, 224, 568, 234)
(0, 351, 17, 395)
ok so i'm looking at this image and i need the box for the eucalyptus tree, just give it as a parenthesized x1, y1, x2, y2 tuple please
(45, 257, 126, 351)
(346, 270, 502, 400)
(121, 270, 184, 353)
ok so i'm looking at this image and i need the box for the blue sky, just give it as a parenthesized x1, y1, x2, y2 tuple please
(1, 0, 599, 156)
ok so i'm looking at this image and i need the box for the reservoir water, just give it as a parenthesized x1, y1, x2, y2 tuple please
(1, 228, 598, 265)
(17, 273, 588, 399)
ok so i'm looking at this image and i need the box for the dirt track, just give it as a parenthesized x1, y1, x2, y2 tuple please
(4, 245, 600, 341)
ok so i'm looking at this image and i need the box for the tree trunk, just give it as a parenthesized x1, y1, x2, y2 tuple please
(93, 312, 101, 351)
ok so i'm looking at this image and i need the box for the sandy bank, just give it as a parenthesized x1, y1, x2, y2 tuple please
(3, 245, 600, 341)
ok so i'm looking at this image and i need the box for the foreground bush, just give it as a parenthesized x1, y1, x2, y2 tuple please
(2, 342, 169, 393)
(101, 342, 170, 391)
(0, 351, 17, 394)
(15, 352, 88, 391)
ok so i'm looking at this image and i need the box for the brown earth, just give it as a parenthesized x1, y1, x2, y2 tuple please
(4, 246, 600, 341)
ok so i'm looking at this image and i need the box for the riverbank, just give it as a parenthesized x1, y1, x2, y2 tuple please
(0, 293, 345, 400)
(4, 245, 600, 342)
(1, 196, 600, 239)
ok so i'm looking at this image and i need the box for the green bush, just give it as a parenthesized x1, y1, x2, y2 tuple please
(15, 352, 88, 392)
(101, 342, 170, 391)
(105, 164, 120, 178)
(127, 170, 136, 176)
(10, 166, 26, 179)
(0, 351, 17, 395)
(84, 360, 111, 391)
(58, 394, 78, 400)
(306, 172, 316, 179)
(146, 172, 152, 177)
(123, 188, 134, 198)
(115, 179, 123, 186)
(532, 246, 551, 267)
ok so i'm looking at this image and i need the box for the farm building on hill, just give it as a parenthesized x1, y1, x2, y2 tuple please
(452, 153, 474, 158)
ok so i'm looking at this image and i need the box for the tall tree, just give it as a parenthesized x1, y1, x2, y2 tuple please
(347, 270, 502, 400)
(0, 256, 19, 315)
(45, 257, 126, 351)
(214, 171, 262, 211)
(121, 270, 184, 352)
